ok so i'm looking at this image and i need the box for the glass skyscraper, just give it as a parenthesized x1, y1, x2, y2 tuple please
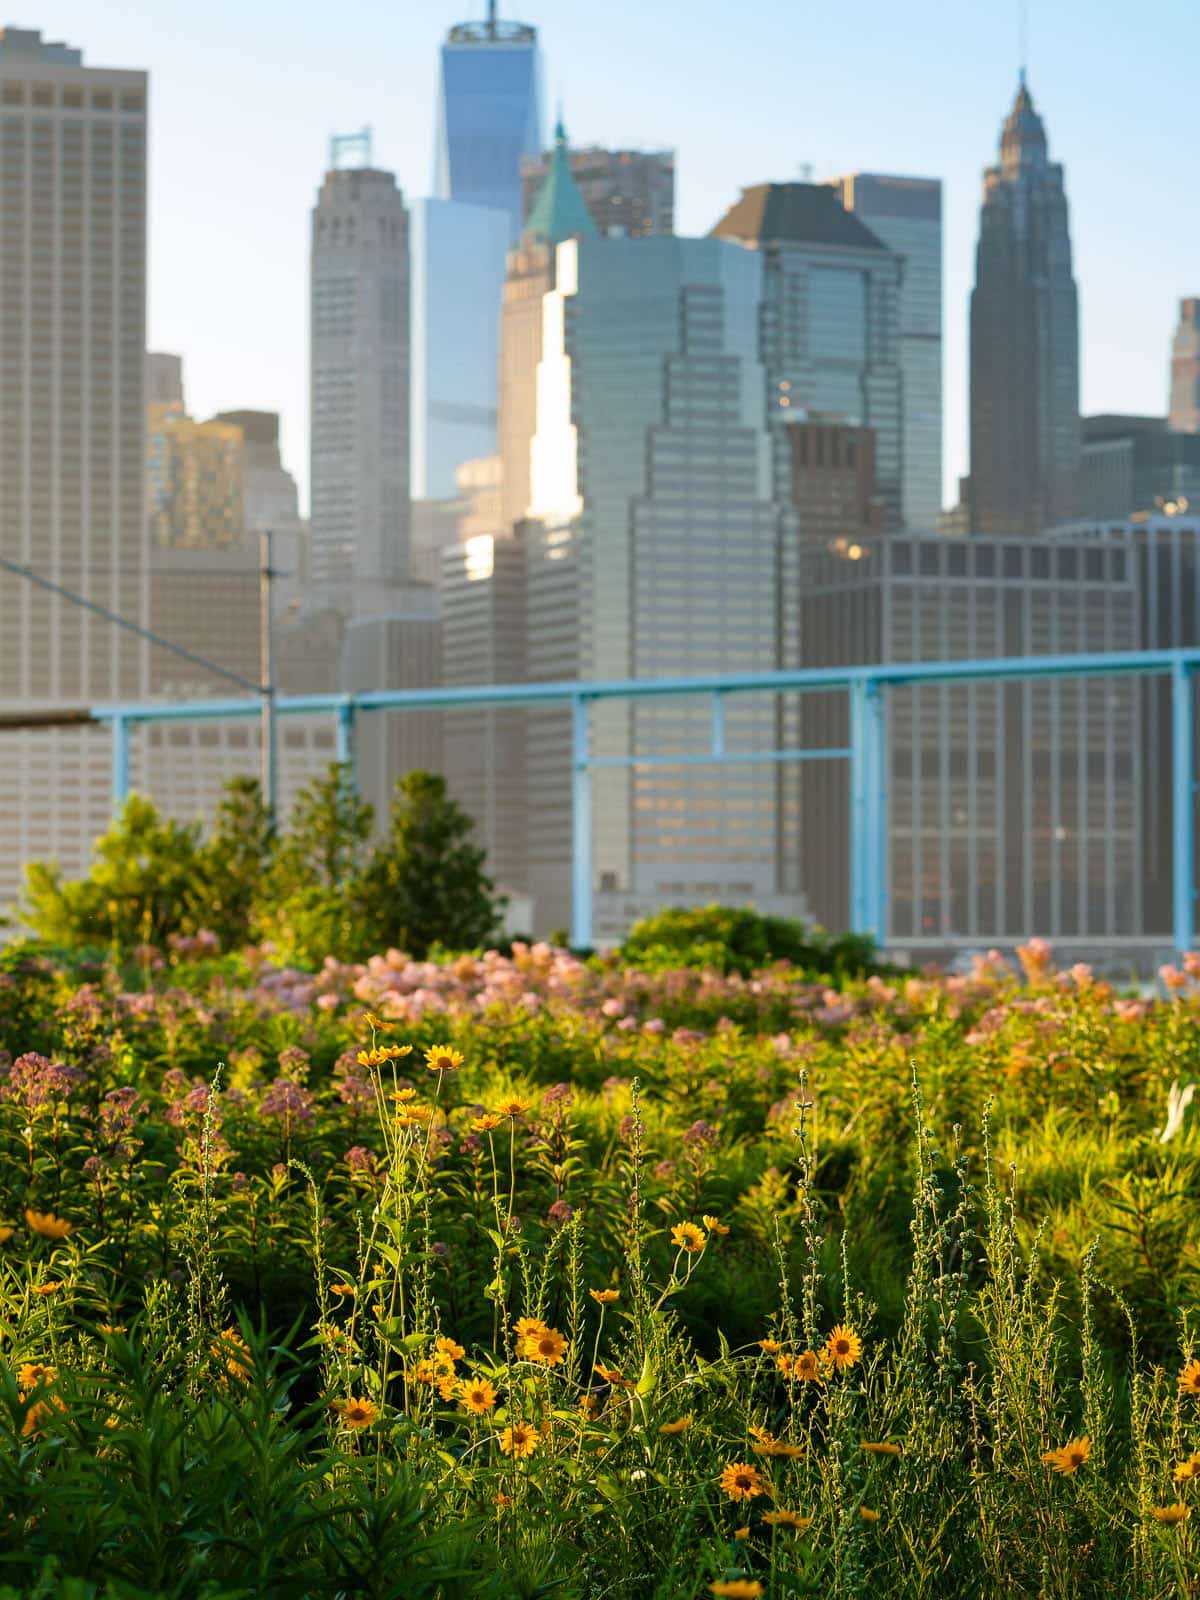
(710, 183, 905, 526)
(828, 174, 942, 529)
(522, 236, 797, 937)
(433, 9, 543, 242)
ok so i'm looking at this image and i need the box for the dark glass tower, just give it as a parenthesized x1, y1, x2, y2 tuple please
(432, 3, 543, 243)
(969, 77, 1079, 535)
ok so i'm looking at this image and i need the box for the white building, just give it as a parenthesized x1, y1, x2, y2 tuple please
(0, 28, 148, 914)
(309, 148, 410, 614)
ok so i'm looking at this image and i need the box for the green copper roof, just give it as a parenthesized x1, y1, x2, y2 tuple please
(523, 119, 599, 246)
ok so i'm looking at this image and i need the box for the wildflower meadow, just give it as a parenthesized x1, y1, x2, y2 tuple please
(0, 926, 1198, 1597)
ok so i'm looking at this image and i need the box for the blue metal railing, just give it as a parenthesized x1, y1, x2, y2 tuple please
(90, 646, 1200, 954)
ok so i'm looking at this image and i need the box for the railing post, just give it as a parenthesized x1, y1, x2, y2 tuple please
(1172, 659, 1195, 957)
(570, 694, 593, 949)
(711, 691, 725, 758)
(336, 700, 357, 805)
(849, 676, 886, 944)
(110, 714, 130, 811)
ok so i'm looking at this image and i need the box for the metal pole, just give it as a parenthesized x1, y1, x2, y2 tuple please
(570, 695, 593, 949)
(259, 530, 278, 820)
(1172, 659, 1195, 956)
(110, 714, 130, 810)
(335, 700, 358, 800)
(849, 677, 887, 944)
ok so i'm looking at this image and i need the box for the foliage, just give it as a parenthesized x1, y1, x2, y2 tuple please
(22, 795, 206, 950)
(622, 902, 879, 979)
(19, 765, 503, 970)
(356, 770, 503, 960)
(1, 939, 1199, 1591)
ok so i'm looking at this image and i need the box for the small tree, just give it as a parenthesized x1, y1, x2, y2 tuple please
(22, 794, 205, 949)
(194, 777, 275, 950)
(357, 770, 502, 958)
(252, 764, 374, 965)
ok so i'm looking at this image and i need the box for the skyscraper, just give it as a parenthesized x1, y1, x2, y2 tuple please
(146, 405, 244, 549)
(521, 144, 675, 239)
(0, 28, 148, 908)
(827, 174, 942, 529)
(969, 76, 1080, 535)
(410, 197, 511, 500)
(710, 183, 905, 525)
(309, 134, 410, 610)
(1169, 299, 1200, 434)
(432, 4, 543, 242)
(500, 121, 598, 534)
(521, 235, 795, 937)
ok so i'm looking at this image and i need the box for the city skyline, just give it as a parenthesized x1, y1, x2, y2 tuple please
(27, 0, 1197, 516)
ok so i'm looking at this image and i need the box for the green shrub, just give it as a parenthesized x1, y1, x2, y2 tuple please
(621, 902, 879, 978)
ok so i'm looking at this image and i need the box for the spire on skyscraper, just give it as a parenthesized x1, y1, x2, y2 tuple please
(522, 117, 598, 247)
(968, 78, 1079, 534)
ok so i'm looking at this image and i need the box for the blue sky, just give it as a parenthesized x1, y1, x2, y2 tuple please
(30, 0, 1200, 511)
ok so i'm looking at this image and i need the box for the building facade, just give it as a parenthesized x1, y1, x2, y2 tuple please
(710, 182, 905, 527)
(432, 11, 543, 242)
(1080, 414, 1200, 521)
(785, 422, 885, 548)
(440, 534, 527, 897)
(522, 234, 796, 938)
(797, 533, 1141, 956)
(0, 28, 148, 913)
(969, 77, 1080, 535)
(1169, 299, 1200, 435)
(827, 173, 941, 529)
(520, 143, 674, 239)
(309, 154, 410, 610)
(409, 197, 511, 500)
(146, 404, 244, 549)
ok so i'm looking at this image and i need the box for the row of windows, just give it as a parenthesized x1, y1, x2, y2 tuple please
(0, 85, 144, 112)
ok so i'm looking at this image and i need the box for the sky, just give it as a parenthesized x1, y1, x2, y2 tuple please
(28, 0, 1200, 514)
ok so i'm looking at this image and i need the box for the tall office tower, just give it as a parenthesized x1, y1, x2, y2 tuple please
(433, 3, 543, 241)
(410, 197, 510, 499)
(969, 76, 1080, 535)
(521, 143, 674, 239)
(499, 123, 598, 534)
(146, 404, 244, 548)
(1169, 300, 1200, 434)
(786, 422, 885, 549)
(0, 28, 148, 911)
(710, 182, 904, 526)
(309, 133, 410, 611)
(797, 533, 1139, 961)
(827, 174, 941, 528)
(521, 235, 796, 938)
(1079, 414, 1200, 520)
(146, 350, 183, 406)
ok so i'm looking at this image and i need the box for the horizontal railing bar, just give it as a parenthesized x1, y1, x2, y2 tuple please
(88, 646, 1200, 727)
(587, 747, 851, 769)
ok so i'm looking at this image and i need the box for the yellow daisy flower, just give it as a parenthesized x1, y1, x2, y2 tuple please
(659, 1415, 692, 1435)
(671, 1221, 706, 1254)
(24, 1209, 74, 1240)
(423, 1044, 464, 1074)
(822, 1324, 863, 1372)
(330, 1396, 379, 1429)
(1042, 1436, 1091, 1475)
(498, 1421, 540, 1457)
(719, 1461, 768, 1502)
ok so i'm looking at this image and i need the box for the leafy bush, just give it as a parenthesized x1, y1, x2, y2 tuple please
(21, 766, 503, 968)
(621, 903, 879, 979)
